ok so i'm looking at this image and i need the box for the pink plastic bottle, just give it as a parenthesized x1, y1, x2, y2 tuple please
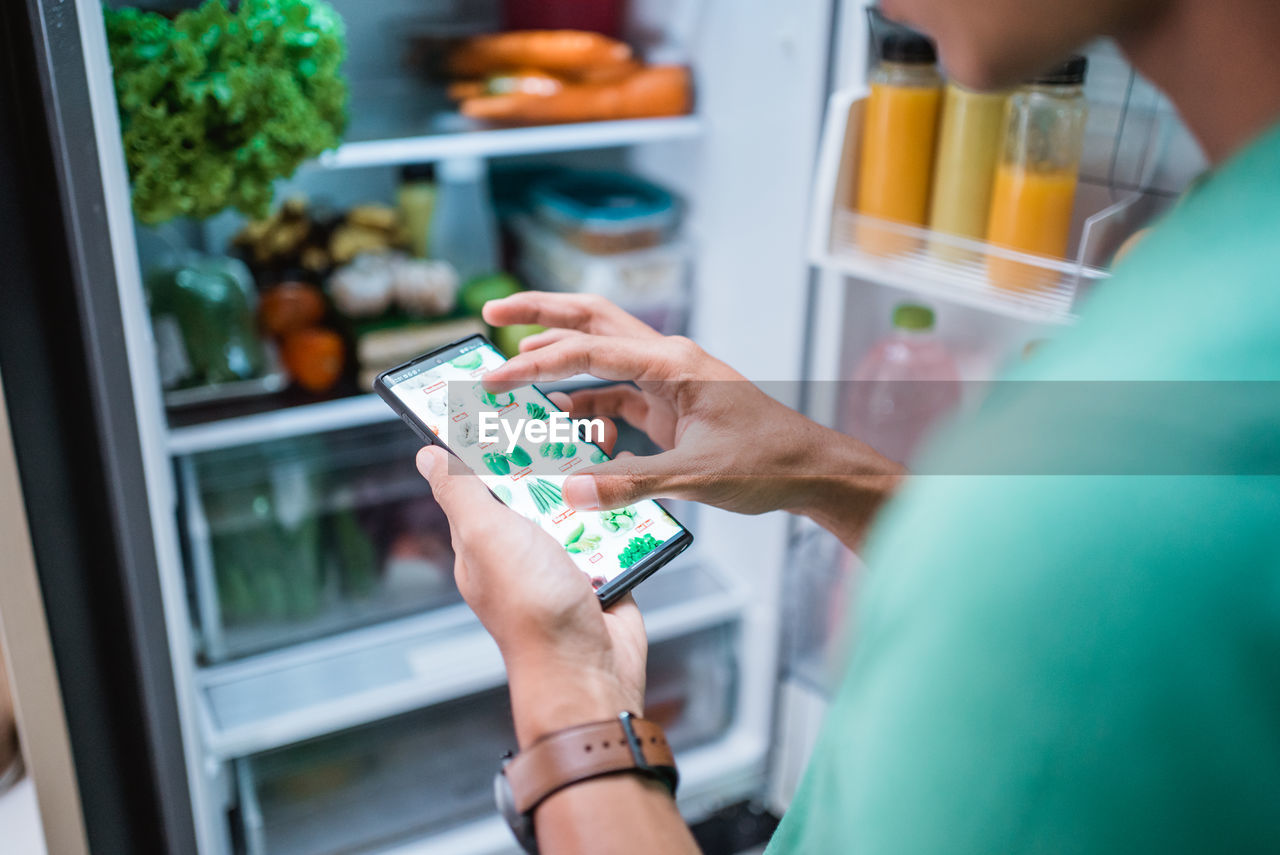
(843, 303, 961, 464)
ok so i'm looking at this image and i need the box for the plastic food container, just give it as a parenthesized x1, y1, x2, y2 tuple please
(512, 214, 689, 334)
(529, 171, 680, 255)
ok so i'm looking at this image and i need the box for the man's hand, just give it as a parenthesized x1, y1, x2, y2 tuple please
(482, 292, 905, 548)
(416, 442, 645, 749)
(418, 430, 701, 854)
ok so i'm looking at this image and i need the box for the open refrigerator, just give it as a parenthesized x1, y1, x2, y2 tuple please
(4, 0, 1204, 853)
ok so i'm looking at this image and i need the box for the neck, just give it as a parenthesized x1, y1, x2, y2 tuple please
(1117, 0, 1280, 165)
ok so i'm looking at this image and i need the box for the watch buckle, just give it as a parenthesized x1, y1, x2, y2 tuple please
(617, 711, 651, 773)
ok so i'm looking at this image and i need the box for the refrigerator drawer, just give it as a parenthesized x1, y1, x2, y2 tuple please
(232, 624, 739, 855)
(178, 420, 461, 663)
(235, 688, 510, 855)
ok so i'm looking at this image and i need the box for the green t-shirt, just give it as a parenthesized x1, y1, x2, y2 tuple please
(768, 120, 1280, 853)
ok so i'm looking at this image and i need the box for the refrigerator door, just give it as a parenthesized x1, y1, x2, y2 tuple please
(0, 0, 204, 851)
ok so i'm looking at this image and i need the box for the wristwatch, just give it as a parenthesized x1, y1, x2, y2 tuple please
(494, 712, 679, 854)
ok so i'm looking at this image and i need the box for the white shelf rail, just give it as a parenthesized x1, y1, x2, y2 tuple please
(315, 115, 704, 171)
(167, 374, 611, 457)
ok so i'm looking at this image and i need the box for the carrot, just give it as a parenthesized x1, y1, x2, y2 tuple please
(449, 30, 632, 78)
(460, 65, 692, 125)
(574, 59, 642, 85)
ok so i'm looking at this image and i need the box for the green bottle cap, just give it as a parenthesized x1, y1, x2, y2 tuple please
(892, 303, 935, 331)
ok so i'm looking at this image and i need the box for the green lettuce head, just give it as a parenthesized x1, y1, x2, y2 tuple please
(105, 0, 348, 224)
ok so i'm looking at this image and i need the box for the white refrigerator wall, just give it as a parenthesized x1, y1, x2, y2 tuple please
(630, 0, 839, 789)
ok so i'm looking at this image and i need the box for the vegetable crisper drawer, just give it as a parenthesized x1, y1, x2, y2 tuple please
(234, 625, 739, 855)
(179, 421, 461, 663)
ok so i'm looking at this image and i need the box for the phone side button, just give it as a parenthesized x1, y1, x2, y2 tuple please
(401, 414, 432, 444)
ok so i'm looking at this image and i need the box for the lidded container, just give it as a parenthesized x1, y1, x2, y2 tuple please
(529, 171, 679, 255)
(855, 30, 943, 228)
(987, 55, 1089, 288)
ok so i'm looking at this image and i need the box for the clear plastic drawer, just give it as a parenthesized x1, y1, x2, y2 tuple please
(178, 421, 461, 662)
(233, 625, 738, 855)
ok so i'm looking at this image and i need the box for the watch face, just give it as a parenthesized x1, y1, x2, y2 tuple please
(494, 769, 539, 854)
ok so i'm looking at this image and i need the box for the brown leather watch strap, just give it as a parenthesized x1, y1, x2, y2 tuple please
(503, 713, 677, 815)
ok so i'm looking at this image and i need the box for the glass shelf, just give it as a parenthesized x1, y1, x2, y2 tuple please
(316, 113, 704, 171)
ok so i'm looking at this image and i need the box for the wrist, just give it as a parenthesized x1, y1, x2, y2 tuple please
(507, 662, 641, 749)
(785, 424, 905, 541)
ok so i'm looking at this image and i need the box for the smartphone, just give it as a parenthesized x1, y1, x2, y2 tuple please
(374, 334, 693, 606)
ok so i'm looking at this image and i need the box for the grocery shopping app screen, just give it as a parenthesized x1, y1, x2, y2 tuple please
(386, 339, 687, 587)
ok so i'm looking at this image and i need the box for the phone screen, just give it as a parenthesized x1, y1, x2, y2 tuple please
(380, 337, 690, 592)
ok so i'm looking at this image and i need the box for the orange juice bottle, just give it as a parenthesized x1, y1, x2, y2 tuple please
(987, 56, 1089, 290)
(855, 32, 941, 255)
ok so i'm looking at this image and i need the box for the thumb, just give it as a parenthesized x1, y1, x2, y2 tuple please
(416, 446, 503, 543)
(563, 451, 686, 511)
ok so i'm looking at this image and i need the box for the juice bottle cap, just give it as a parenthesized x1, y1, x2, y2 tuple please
(893, 303, 936, 331)
(1028, 55, 1088, 86)
(401, 162, 436, 183)
(880, 31, 937, 65)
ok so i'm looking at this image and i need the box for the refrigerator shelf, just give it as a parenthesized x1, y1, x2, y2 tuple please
(198, 560, 744, 759)
(169, 394, 398, 457)
(314, 114, 704, 171)
(167, 376, 609, 457)
(809, 85, 1173, 326)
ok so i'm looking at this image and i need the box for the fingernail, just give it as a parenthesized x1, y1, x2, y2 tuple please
(564, 475, 600, 510)
(480, 366, 510, 388)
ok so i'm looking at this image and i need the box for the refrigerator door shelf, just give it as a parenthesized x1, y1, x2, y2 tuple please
(232, 625, 740, 855)
(199, 560, 744, 759)
(808, 84, 1172, 326)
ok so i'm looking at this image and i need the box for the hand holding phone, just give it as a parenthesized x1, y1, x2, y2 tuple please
(375, 335, 693, 606)
(414, 442, 649, 748)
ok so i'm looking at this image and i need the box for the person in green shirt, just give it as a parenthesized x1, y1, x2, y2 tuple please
(416, 0, 1280, 851)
